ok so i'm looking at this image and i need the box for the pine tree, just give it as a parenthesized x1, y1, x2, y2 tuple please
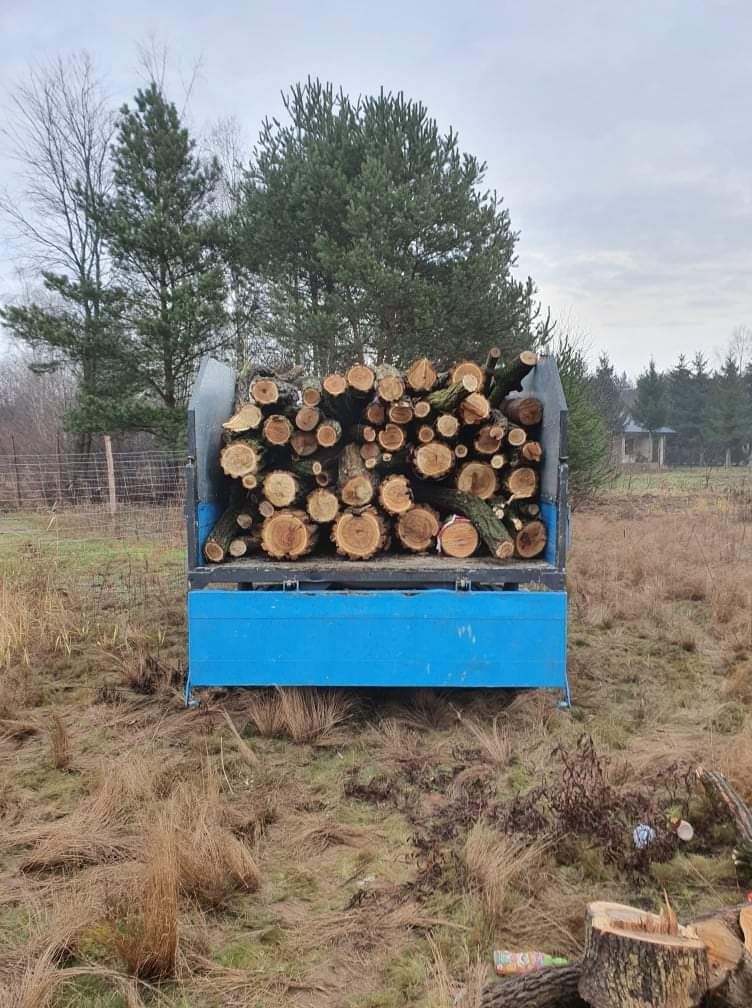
(632, 359, 668, 433)
(239, 80, 548, 373)
(589, 352, 625, 435)
(690, 353, 712, 464)
(99, 82, 228, 440)
(666, 355, 695, 463)
(706, 354, 751, 465)
(555, 333, 612, 496)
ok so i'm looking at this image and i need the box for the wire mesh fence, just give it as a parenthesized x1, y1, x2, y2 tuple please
(0, 446, 187, 609)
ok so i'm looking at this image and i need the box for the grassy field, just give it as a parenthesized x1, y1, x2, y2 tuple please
(0, 478, 750, 1006)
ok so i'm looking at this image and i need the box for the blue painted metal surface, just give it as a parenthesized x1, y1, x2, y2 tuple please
(185, 588, 569, 699)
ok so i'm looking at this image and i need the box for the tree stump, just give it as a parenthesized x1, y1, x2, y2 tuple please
(578, 901, 709, 1008)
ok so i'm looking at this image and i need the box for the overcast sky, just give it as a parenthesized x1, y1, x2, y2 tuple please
(1, 0, 750, 375)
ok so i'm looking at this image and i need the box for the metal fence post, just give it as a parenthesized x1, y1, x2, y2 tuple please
(104, 435, 117, 516)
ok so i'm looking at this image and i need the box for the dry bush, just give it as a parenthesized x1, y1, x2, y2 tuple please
(362, 717, 443, 768)
(246, 688, 353, 744)
(107, 814, 179, 981)
(174, 809, 260, 909)
(462, 825, 548, 928)
(401, 689, 455, 731)
(464, 716, 511, 769)
(48, 715, 70, 770)
(292, 814, 373, 853)
(245, 689, 287, 736)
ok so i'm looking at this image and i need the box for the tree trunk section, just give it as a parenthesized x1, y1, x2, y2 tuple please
(316, 418, 343, 448)
(502, 467, 538, 499)
(301, 377, 322, 406)
(451, 360, 486, 392)
(262, 414, 294, 446)
(481, 965, 586, 1008)
(437, 516, 479, 558)
(406, 357, 438, 392)
(435, 413, 460, 439)
(378, 424, 406, 452)
(388, 400, 414, 424)
(514, 520, 547, 558)
(295, 405, 320, 431)
(458, 392, 491, 425)
(396, 504, 440, 552)
(507, 425, 528, 447)
(378, 474, 413, 515)
(262, 470, 305, 508)
(414, 441, 455, 480)
(260, 509, 318, 559)
(417, 424, 435, 444)
(488, 351, 538, 406)
(374, 364, 405, 402)
(425, 374, 478, 412)
(345, 363, 375, 396)
(339, 443, 376, 507)
(204, 505, 242, 563)
(306, 488, 340, 524)
(456, 461, 498, 499)
(413, 399, 432, 419)
(332, 506, 389, 559)
(220, 438, 265, 478)
(290, 431, 319, 457)
(578, 901, 709, 1008)
(365, 401, 386, 425)
(503, 395, 544, 426)
(223, 403, 263, 433)
(412, 484, 514, 559)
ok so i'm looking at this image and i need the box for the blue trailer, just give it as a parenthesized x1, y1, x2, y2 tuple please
(184, 356, 570, 706)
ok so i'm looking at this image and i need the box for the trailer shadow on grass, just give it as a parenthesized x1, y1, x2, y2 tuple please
(1, 485, 751, 1005)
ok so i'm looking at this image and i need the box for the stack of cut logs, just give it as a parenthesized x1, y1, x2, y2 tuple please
(204, 348, 549, 563)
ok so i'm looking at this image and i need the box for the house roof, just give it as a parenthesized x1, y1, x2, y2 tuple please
(623, 415, 676, 435)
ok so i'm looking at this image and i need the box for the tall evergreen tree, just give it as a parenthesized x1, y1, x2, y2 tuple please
(690, 352, 712, 464)
(239, 80, 548, 373)
(99, 82, 228, 439)
(666, 355, 695, 462)
(706, 354, 751, 465)
(589, 352, 625, 435)
(631, 359, 668, 433)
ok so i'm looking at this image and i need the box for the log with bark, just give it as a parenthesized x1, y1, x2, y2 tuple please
(223, 403, 263, 433)
(438, 515, 479, 558)
(412, 483, 515, 558)
(332, 505, 390, 559)
(396, 504, 440, 552)
(405, 357, 438, 392)
(488, 350, 539, 406)
(262, 414, 294, 446)
(503, 394, 543, 426)
(262, 470, 306, 508)
(220, 438, 265, 478)
(261, 509, 318, 559)
(378, 474, 413, 515)
(339, 443, 376, 507)
(306, 487, 340, 524)
(204, 505, 243, 563)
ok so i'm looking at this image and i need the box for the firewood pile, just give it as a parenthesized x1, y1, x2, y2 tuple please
(204, 349, 549, 564)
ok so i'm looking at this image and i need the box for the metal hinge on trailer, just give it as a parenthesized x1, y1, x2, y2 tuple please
(454, 577, 471, 592)
(282, 579, 300, 592)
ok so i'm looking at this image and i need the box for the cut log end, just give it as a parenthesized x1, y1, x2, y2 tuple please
(515, 520, 547, 559)
(406, 357, 438, 392)
(290, 431, 319, 457)
(223, 403, 263, 433)
(451, 360, 486, 391)
(414, 441, 455, 480)
(413, 399, 431, 419)
(241, 473, 258, 490)
(316, 420, 342, 448)
(251, 378, 279, 405)
(435, 413, 460, 439)
(396, 504, 440, 552)
(306, 488, 340, 524)
(220, 439, 263, 478)
(456, 461, 498, 500)
(378, 424, 406, 452)
(378, 474, 413, 515)
(417, 425, 435, 444)
(345, 363, 375, 393)
(438, 517, 479, 558)
(332, 506, 389, 559)
(388, 400, 414, 425)
(323, 373, 347, 396)
(341, 475, 375, 507)
(263, 470, 300, 508)
(295, 405, 321, 431)
(261, 510, 317, 559)
(263, 414, 294, 446)
(458, 392, 491, 425)
(504, 467, 538, 499)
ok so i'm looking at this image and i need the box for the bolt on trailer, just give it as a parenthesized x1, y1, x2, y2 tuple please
(183, 355, 569, 706)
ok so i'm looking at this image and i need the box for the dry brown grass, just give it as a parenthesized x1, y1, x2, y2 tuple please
(0, 947, 64, 1008)
(173, 802, 260, 909)
(47, 714, 70, 770)
(463, 716, 511, 768)
(245, 687, 353, 743)
(425, 935, 486, 1008)
(292, 813, 373, 853)
(362, 717, 445, 768)
(462, 825, 549, 929)
(282, 899, 455, 953)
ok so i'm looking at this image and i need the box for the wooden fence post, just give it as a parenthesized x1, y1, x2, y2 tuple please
(10, 435, 22, 506)
(103, 435, 117, 516)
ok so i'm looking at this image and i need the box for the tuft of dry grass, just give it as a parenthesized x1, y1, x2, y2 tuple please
(282, 899, 454, 953)
(0, 718, 38, 742)
(245, 687, 353, 744)
(462, 825, 549, 928)
(464, 716, 511, 768)
(0, 946, 64, 1008)
(47, 714, 70, 770)
(425, 935, 486, 1008)
(362, 717, 445, 768)
(292, 814, 373, 854)
(174, 809, 260, 909)
(107, 811, 179, 981)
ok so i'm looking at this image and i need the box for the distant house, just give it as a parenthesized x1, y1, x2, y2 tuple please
(617, 416, 676, 466)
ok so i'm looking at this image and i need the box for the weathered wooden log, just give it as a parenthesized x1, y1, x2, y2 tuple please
(322, 373, 356, 425)
(258, 499, 275, 519)
(295, 405, 321, 431)
(262, 470, 305, 508)
(578, 901, 709, 1008)
(360, 441, 381, 463)
(522, 440, 543, 463)
(332, 506, 389, 559)
(220, 438, 265, 478)
(412, 484, 514, 559)
(306, 488, 340, 524)
(241, 473, 258, 490)
(396, 504, 440, 552)
(455, 461, 498, 499)
(338, 443, 376, 507)
(507, 425, 527, 447)
(345, 363, 376, 396)
(503, 395, 543, 427)
(458, 391, 491, 426)
(514, 520, 547, 559)
(223, 403, 263, 434)
(260, 509, 318, 559)
(227, 530, 261, 558)
(250, 376, 280, 405)
(300, 377, 322, 407)
(352, 424, 378, 443)
(435, 413, 460, 440)
(483, 346, 502, 372)
(425, 374, 478, 412)
(451, 360, 486, 392)
(481, 964, 586, 1008)
(437, 515, 479, 558)
(454, 443, 469, 459)
(388, 400, 414, 425)
(378, 474, 413, 516)
(416, 424, 435, 444)
(413, 399, 432, 419)
(374, 364, 405, 402)
(364, 401, 386, 425)
(236, 509, 254, 530)
(289, 430, 319, 457)
(316, 418, 343, 448)
(262, 414, 294, 446)
(204, 505, 242, 563)
(378, 424, 407, 452)
(502, 467, 538, 499)
(413, 441, 455, 480)
(488, 351, 539, 406)
(405, 357, 438, 393)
